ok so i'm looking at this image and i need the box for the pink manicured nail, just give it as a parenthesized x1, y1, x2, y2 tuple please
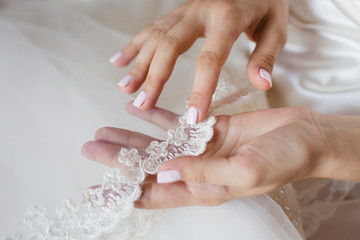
(109, 52, 122, 63)
(133, 91, 146, 108)
(118, 74, 131, 87)
(157, 170, 181, 184)
(186, 106, 198, 125)
(259, 68, 272, 87)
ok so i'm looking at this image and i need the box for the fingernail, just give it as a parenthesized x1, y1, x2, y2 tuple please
(118, 74, 131, 87)
(259, 68, 272, 88)
(186, 106, 198, 125)
(133, 91, 146, 108)
(109, 52, 122, 63)
(157, 170, 181, 184)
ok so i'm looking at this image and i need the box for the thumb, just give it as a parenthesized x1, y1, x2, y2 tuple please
(246, 20, 287, 90)
(156, 154, 256, 187)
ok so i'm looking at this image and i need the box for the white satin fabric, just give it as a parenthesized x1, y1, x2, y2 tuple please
(271, 0, 360, 238)
(0, 0, 359, 239)
(270, 0, 360, 115)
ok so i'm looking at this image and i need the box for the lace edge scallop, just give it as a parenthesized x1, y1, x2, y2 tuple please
(6, 115, 216, 240)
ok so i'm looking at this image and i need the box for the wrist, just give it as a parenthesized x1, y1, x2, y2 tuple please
(316, 113, 360, 181)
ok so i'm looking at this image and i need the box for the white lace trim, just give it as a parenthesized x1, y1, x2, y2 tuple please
(7, 115, 216, 240)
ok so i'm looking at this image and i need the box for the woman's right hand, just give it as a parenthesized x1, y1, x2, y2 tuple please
(110, 0, 288, 123)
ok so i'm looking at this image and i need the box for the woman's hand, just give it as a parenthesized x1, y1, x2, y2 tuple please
(109, 0, 288, 123)
(81, 104, 360, 209)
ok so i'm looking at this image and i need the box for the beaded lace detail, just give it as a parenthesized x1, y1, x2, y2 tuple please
(6, 115, 216, 240)
(293, 179, 357, 237)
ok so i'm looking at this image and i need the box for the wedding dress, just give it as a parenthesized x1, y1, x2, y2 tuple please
(0, 0, 359, 239)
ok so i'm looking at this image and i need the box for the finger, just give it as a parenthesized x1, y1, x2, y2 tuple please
(136, 181, 232, 209)
(125, 101, 180, 130)
(110, 13, 183, 67)
(135, 182, 193, 209)
(157, 152, 266, 189)
(109, 24, 154, 68)
(87, 174, 155, 186)
(82, 127, 160, 167)
(135, 180, 274, 209)
(81, 141, 122, 168)
(246, 17, 287, 90)
(142, 174, 157, 184)
(82, 141, 158, 183)
(137, 19, 201, 109)
(117, 17, 184, 94)
(81, 140, 158, 168)
(118, 28, 166, 94)
(187, 25, 239, 124)
(94, 126, 158, 147)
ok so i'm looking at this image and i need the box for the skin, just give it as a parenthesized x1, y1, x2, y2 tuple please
(82, 103, 360, 209)
(93, 0, 360, 209)
(111, 0, 288, 122)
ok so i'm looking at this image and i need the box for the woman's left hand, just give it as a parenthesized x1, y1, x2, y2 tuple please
(81, 104, 360, 208)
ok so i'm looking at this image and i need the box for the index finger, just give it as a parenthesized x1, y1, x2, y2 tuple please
(187, 25, 239, 124)
(126, 101, 180, 130)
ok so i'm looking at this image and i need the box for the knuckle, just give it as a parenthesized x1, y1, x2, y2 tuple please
(190, 91, 207, 102)
(256, 53, 276, 70)
(159, 34, 178, 49)
(144, 23, 155, 33)
(144, 74, 166, 90)
(218, 2, 237, 18)
(192, 170, 209, 184)
(216, 3, 241, 30)
(194, 158, 212, 184)
(131, 61, 147, 74)
(191, 0, 206, 9)
(197, 51, 221, 69)
(144, 74, 158, 86)
(150, 27, 166, 39)
(185, 159, 210, 184)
